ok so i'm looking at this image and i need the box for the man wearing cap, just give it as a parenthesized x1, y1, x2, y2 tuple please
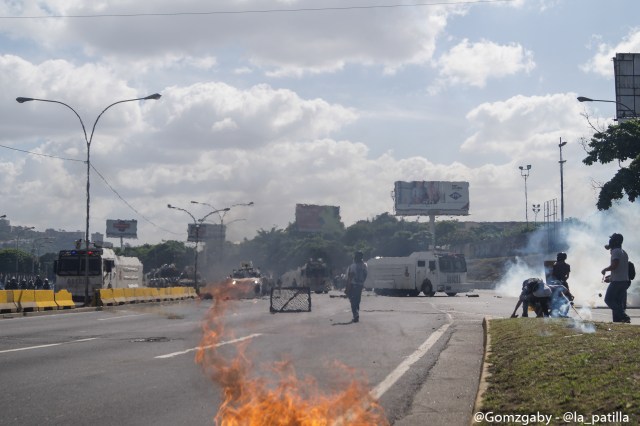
(601, 233, 631, 323)
(346, 251, 368, 323)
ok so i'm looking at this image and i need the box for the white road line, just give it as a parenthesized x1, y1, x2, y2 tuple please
(97, 314, 146, 321)
(0, 338, 98, 354)
(155, 333, 263, 359)
(370, 322, 451, 400)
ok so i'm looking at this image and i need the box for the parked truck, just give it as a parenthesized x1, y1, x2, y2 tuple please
(53, 248, 144, 301)
(364, 251, 472, 297)
(279, 258, 332, 294)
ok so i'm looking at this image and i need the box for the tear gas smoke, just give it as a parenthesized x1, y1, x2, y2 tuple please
(495, 203, 639, 309)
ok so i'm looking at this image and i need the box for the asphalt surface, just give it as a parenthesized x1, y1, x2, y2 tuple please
(6, 291, 639, 426)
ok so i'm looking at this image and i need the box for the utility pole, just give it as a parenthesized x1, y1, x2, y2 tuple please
(518, 165, 532, 229)
(559, 138, 567, 222)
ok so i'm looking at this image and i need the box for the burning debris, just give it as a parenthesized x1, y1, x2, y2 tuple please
(195, 281, 389, 426)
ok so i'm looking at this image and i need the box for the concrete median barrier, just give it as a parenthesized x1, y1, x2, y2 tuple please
(97, 289, 116, 306)
(54, 290, 76, 309)
(34, 290, 58, 310)
(111, 288, 126, 305)
(0, 290, 18, 313)
(123, 288, 137, 304)
(18, 289, 39, 312)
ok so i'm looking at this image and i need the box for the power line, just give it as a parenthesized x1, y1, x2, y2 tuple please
(90, 165, 180, 235)
(0, 0, 515, 19)
(0, 144, 180, 236)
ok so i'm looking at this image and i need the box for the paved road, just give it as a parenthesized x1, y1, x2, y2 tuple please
(1, 290, 636, 425)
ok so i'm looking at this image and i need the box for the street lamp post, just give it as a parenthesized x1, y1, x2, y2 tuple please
(190, 201, 254, 267)
(532, 204, 541, 225)
(577, 96, 637, 120)
(167, 204, 230, 294)
(15, 226, 35, 275)
(31, 237, 53, 274)
(518, 165, 532, 229)
(17, 93, 161, 305)
(558, 138, 567, 223)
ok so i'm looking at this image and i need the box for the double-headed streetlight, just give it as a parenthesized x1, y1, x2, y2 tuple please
(190, 201, 254, 263)
(167, 204, 230, 294)
(532, 204, 541, 225)
(17, 93, 161, 305)
(518, 165, 532, 229)
(577, 96, 637, 120)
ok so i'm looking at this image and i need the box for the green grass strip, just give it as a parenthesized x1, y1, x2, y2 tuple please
(478, 319, 640, 423)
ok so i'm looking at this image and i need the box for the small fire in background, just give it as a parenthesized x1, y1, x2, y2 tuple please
(195, 281, 389, 426)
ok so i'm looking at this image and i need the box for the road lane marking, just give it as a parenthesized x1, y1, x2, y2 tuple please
(0, 338, 98, 354)
(370, 323, 451, 400)
(155, 333, 263, 359)
(98, 314, 146, 321)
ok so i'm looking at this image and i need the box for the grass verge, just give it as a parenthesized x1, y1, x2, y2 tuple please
(477, 318, 640, 423)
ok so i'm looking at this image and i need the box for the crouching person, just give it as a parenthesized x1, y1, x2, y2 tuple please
(511, 278, 552, 318)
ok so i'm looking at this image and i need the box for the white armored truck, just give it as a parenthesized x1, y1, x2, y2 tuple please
(54, 248, 144, 301)
(364, 251, 473, 297)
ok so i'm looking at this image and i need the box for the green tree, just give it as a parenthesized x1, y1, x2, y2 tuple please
(583, 119, 640, 209)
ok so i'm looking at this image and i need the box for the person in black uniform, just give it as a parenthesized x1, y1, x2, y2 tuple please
(552, 252, 571, 290)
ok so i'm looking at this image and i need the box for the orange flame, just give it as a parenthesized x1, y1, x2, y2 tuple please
(195, 282, 389, 426)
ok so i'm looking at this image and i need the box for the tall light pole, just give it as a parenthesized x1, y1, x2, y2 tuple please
(17, 93, 161, 305)
(558, 138, 567, 223)
(15, 226, 35, 275)
(190, 200, 254, 267)
(532, 204, 541, 225)
(518, 165, 532, 229)
(167, 204, 230, 294)
(31, 237, 54, 274)
(577, 96, 637, 120)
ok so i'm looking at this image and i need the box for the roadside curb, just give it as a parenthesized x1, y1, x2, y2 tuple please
(472, 316, 492, 421)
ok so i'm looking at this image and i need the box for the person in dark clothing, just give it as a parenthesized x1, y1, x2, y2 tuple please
(510, 278, 552, 318)
(346, 251, 368, 323)
(552, 252, 571, 290)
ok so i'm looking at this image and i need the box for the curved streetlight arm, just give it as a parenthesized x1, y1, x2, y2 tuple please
(17, 98, 89, 144)
(577, 96, 636, 115)
(200, 208, 231, 223)
(89, 94, 161, 147)
(167, 204, 197, 224)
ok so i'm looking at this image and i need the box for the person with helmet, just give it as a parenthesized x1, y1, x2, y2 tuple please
(601, 233, 631, 323)
(345, 251, 368, 323)
(552, 252, 571, 290)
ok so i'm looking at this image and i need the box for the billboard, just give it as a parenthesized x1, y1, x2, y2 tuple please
(613, 53, 640, 121)
(394, 181, 470, 216)
(187, 223, 225, 242)
(106, 219, 138, 239)
(295, 204, 343, 233)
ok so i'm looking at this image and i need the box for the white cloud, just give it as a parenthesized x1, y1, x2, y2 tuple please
(581, 28, 640, 77)
(429, 39, 535, 92)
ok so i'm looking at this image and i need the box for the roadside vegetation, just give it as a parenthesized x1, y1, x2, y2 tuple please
(478, 318, 640, 422)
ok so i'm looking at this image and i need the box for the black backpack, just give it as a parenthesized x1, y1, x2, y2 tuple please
(629, 261, 636, 281)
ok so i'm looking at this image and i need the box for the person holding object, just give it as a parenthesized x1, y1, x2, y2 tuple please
(601, 233, 631, 323)
(552, 252, 571, 289)
(346, 251, 368, 323)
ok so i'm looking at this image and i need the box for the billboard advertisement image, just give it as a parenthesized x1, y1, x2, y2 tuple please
(295, 204, 343, 233)
(106, 219, 138, 239)
(394, 181, 469, 216)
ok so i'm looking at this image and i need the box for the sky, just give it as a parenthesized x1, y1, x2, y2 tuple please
(1, 0, 639, 247)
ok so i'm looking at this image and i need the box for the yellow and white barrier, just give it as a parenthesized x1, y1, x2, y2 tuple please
(0, 290, 18, 313)
(34, 290, 58, 310)
(54, 290, 76, 309)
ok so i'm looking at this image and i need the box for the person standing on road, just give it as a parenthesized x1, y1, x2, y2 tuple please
(552, 252, 571, 289)
(346, 251, 368, 323)
(601, 233, 631, 323)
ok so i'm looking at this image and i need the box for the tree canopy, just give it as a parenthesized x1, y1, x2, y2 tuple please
(583, 119, 640, 210)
